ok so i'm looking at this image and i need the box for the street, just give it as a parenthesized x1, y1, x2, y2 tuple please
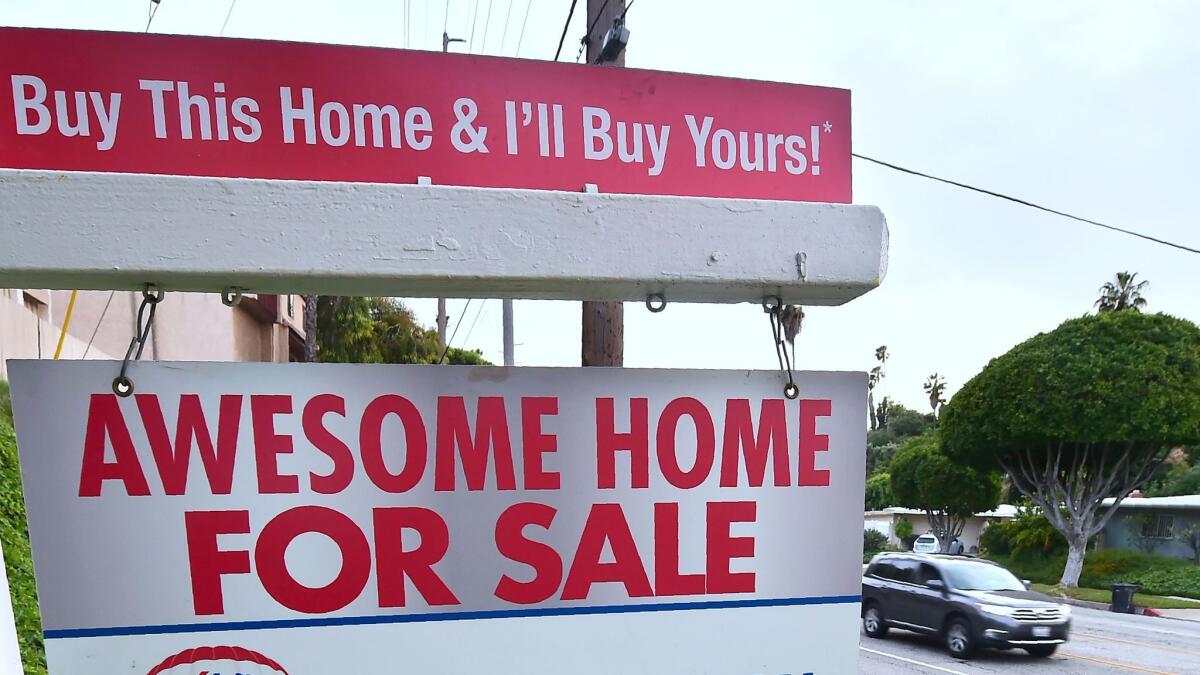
(859, 606, 1200, 674)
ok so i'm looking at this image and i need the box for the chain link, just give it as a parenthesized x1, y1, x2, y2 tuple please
(112, 284, 164, 397)
(763, 296, 803, 399)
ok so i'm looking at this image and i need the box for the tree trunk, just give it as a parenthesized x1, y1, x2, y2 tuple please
(868, 391, 877, 430)
(1060, 536, 1087, 587)
(302, 294, 318, 362)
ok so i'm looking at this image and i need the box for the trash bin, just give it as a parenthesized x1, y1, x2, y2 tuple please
(1111, 583, 1141, 614)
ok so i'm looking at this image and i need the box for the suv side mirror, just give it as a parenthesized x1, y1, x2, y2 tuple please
(1022, 579, 1032, 590)
(927, 579, 946, 592)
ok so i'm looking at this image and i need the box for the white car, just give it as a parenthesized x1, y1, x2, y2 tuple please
(912, 533, 940, 553)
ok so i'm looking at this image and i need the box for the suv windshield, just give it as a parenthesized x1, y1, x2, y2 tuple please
(941, 561, 1024, 591)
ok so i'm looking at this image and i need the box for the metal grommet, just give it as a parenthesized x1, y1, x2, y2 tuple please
(646, 293, 667, 313)
(142, 283, 164, 303)
(783, 382, 799, 400)
(762, 294, 783, 313)
(112, 376, 134, 398)
(221, 286, 244, 307)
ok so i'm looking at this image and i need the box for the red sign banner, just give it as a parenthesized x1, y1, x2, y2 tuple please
(0, 29, 851, 202)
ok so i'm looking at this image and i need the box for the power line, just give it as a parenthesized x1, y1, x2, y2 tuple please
(462, 298, 489, 345)
(439, 299, 473, 363)
(468, 0, 481, 52)
(460, 0, 474, 46)
(583, 0, 610, 45)
(480, 0, 494, 53)
(499, 0, 514, 54)
(515, 0, 533, 56)
(574, 0, 609, 61)
(853, 153, 1200, 256)
(146, 0, 162, 32)
(218, 0, 238, 36)
(404, 0, 411, 48)
(553, 0, 580, 60)
(82, 291, 117, 359)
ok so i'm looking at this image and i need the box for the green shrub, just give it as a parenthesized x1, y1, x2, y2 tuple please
(978, 508, 1066, 558)
(989, 548, 1198, 599)
(895, 518, 914, 547)
(864, 529, 891, 563)
(1076, 549, 1194, 597)
(979, 519, 1012, 555)
(1, 399, 47, 674)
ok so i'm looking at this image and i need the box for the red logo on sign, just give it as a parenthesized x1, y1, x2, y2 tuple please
(146, 646, 288, 674)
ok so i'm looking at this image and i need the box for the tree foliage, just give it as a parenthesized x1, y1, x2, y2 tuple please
(941, 311, 1200, 585)
(866, 404, 935, 478)
(316, 297, 490, 365)
(889, 405, 935, 438)
(944, 313, 1200, 457)
(1147, 460, 1200, 497)
(923, 373, 947, 419)
(0, 381, 47, 674)
(1177, 524, 1200, 565)
(868, 345, 888, 430)
(864, 472, 895, 511)
(1096, 271, 1148, 313)
(890, 432, 1002, 552)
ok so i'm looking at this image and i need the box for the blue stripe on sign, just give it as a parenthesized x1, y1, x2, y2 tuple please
(44, 594, 862, 639)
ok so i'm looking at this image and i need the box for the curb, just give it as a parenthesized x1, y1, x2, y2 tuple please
(1051, 595, 1108, 612)
(1145, 610, 1200, 625)
(1048, 594, 1200, 623)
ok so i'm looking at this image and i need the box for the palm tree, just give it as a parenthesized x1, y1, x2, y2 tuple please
(924, 373, 947, 419)
(868, 345, 888, 430)
(1095, 272, 1148, 313)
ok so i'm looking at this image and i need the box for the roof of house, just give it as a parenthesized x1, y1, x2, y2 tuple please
(863, 504, 1019, 519)
(1100, 494, 1200, 510)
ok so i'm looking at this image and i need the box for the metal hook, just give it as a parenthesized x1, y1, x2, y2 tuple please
(142, 283, 164, 303)
(221, 286, 244, 307)
(645, 293, 667, 313)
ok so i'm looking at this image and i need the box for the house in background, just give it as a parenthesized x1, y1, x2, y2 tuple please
(1097, 494, 1200, 561)
(1, 289, 307, 381)
(864, 505, 1018, 553)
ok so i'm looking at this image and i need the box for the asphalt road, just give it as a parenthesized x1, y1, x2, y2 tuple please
(859, 606, 1200, 674)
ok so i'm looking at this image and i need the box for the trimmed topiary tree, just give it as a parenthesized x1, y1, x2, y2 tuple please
(890, 432, 1003, 553)
(941, 312, 1200, 587)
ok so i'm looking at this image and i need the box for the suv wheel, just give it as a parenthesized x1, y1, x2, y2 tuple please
(862, 604, 889, 638)
(1025, 645, 1058, 658)
(945, 618, 976, 659)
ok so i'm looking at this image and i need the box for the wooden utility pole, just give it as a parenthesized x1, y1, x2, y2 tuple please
(437, 31, 464, 354)
(581, 0, 626, 367)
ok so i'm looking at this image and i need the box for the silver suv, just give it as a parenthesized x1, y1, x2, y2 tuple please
(862, 553, 1071, 659)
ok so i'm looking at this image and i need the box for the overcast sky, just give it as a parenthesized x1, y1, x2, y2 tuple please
(5, 0, 1197, 412)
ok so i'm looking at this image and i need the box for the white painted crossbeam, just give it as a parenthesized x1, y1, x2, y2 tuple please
(0, 169, 887, 305)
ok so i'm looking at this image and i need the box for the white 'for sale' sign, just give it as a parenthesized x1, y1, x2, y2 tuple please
(8, 362, 866, 674)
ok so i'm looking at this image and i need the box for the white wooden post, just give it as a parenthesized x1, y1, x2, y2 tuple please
(0, 170, 888, 304)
